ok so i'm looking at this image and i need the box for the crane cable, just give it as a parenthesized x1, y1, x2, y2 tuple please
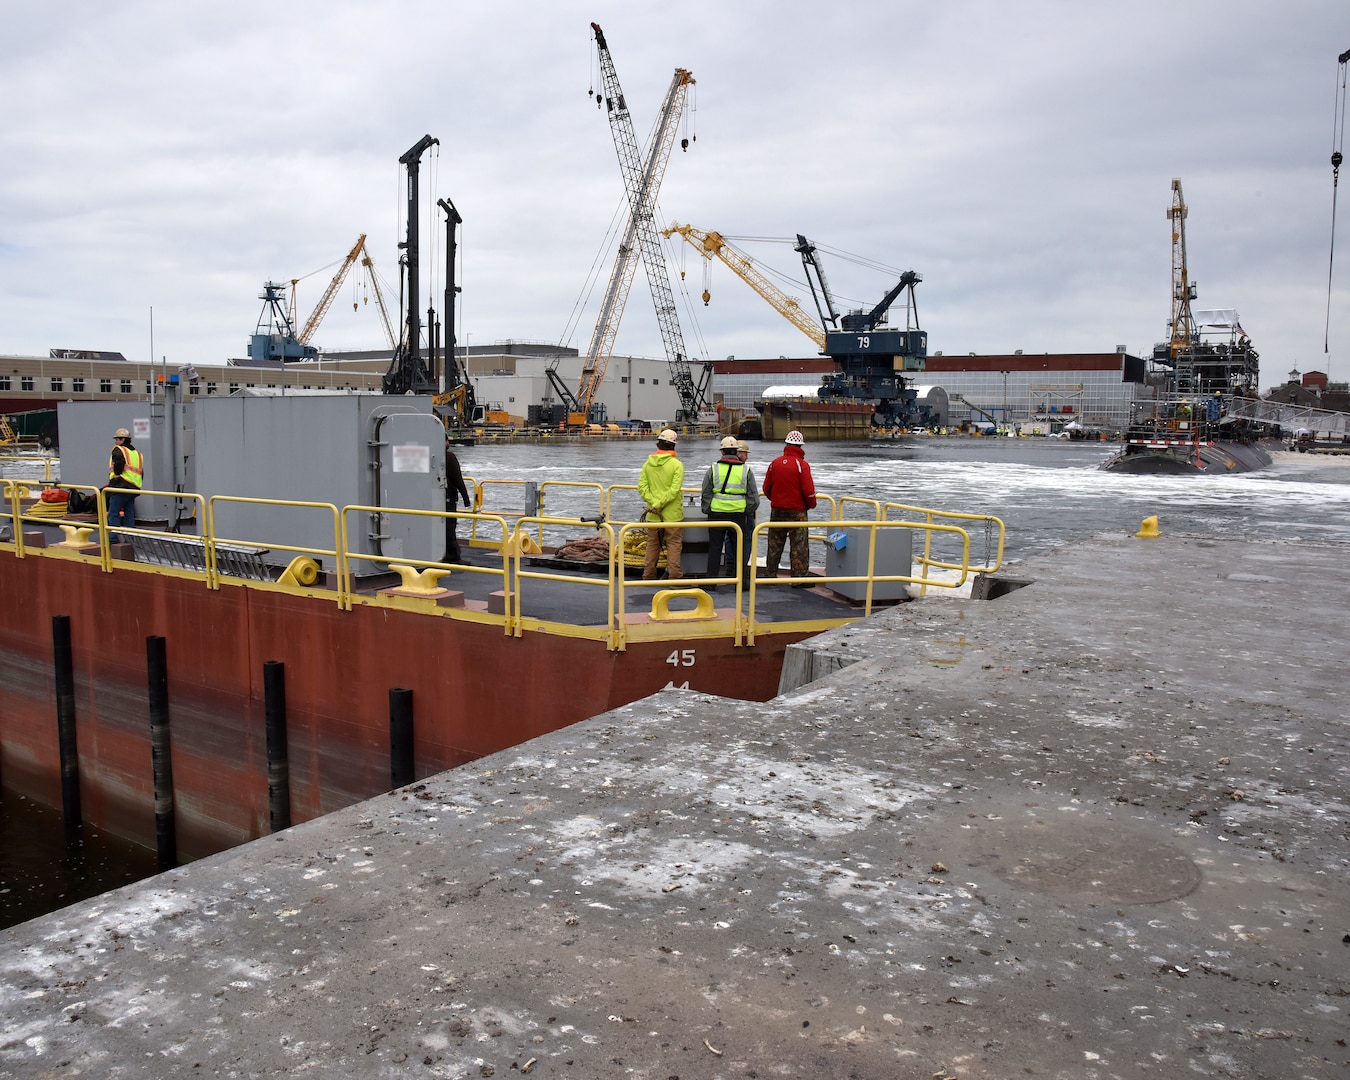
(1326, 48, 1350, 353)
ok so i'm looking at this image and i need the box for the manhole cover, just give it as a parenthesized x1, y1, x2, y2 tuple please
(972, 818, 1200, 905)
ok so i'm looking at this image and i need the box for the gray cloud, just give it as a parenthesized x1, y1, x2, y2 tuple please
(2, 0, 1346, 386)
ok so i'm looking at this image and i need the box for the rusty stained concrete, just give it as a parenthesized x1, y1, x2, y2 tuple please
(1, 533, 1347, 1079)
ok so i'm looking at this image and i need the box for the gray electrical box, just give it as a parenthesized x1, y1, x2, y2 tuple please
(824, 526, 913, 601)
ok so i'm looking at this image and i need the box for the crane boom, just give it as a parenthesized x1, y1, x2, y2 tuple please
(360, 245, 398, 349)
(298, 235, 367, 346)
(794, 234, 840, 332)
(1167, 177, 1196, 362)
(588, 23, 709, 422)
(662, 223, 826, 350)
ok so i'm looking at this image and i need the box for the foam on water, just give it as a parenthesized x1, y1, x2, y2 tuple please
(5, 438, 1348, 557)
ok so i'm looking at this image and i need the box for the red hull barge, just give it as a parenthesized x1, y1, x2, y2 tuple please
(0, 547, 813, 859)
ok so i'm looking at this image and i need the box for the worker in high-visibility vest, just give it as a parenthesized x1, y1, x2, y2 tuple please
(106, 426, 143, 541)
(638, 429, 684, 580)
(701, 435, 758, 588)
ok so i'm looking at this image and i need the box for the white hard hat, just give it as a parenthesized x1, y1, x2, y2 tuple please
(719, 435, 739, 450)
(658, 428, 679, 444)
(784, 430, 804, 446)
(114, 427, 130, 439)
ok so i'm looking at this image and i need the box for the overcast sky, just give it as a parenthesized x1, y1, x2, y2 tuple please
(3, 0, 1347, 387)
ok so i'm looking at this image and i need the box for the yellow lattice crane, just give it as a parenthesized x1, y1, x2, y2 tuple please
(298, 235, 367, 346)
(661, 223, 826, 351)
(285, 235, 398, 351)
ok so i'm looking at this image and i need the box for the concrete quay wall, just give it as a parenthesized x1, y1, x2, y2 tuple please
(1, 534, 1346, 1079)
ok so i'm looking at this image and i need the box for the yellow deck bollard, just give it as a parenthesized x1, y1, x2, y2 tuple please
(386, 564, 452, 594)
(1135, 515, 1161, 539)
(649, 588, 716, 621)
(55, 524, 97, 547)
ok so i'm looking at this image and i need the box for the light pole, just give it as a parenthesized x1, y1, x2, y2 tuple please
(1001, 370, 1009, 427)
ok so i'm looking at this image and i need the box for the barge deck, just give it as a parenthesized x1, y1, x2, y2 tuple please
(1, 476, 1002, 859)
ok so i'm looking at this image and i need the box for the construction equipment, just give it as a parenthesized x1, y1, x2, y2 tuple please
(248, 282, 317, 362)
(584, 23, 712, 424)
(297, 235, 367, 346)
(384, 134, 440, 396)
(951, 394, 1001, 429)
(662, 223, 827, 350)
(1148, 180, 1258, 397)
(670, 223, 925, 425)
(360, 245, 398, 350)
(1325, 47, 1350, 351)
(1162, 178, 1197, 365)
(252, 236, 396, 363)
(793, 235, 841, 333)
(798, 237, 927, 425)
(295, 234, 397, 350)
(431, 197, 478, 428)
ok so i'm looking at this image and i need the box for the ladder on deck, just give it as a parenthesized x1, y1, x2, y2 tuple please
(131, 534, 273, 582)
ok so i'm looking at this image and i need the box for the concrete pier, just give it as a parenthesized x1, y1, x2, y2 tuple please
(2, 534, 1346, 1078)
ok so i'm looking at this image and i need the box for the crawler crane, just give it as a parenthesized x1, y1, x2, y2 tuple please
(574, 23, 710, 424)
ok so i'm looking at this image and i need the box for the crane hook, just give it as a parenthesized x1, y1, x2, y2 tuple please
(702, 289, 711, 306)
(680, 138, 689, 152)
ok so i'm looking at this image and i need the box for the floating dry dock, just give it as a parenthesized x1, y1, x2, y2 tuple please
(2, 534, 1347, 1078)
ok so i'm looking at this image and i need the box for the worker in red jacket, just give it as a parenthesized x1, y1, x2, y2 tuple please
(760, 430, 816, 585)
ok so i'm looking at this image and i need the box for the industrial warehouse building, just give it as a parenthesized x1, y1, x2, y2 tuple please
(4, 344, 1145, 434)
(712, 350, 1148, 432)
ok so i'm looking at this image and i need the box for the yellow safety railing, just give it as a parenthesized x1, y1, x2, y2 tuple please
(742, 517, 975, 643)
(473, 479, 539, 550)
(0, 452, 56, 477)
(836, 496, 881, 520)
(4, 474, 1008, 652)
(508, 516, 620, 645)
(0, 478, 30, 554)
(97, 486, 209, 575)
(1, 480, 96, 560)
(605, 483, 705, 525)
(613, 519, 744, 651)
(206, 495, 341, 596)
(536, 481, 606, 542)
(338, 503, 512, 620)
(884, 501, 1005, 593)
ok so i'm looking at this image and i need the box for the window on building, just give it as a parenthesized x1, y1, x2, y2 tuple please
(620, 376, 629, 384)
(653, 379, 659, 385)
(0, 376, 11, 391)
(639, 378, 646, 384)
(100, 379, 112, 393)
(229, 383, 239, 394)
(120, 379, 132, 394)
(72, 377, 84, 392)
(189, 383, 200, 396)
(145, 382, 152, 394)
(50, 377, 63, 392)
(21, 376, 34, 391)
(207, 383, 217, 395)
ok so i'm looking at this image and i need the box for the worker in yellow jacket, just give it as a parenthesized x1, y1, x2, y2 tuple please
(638, 428, 684, 579)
